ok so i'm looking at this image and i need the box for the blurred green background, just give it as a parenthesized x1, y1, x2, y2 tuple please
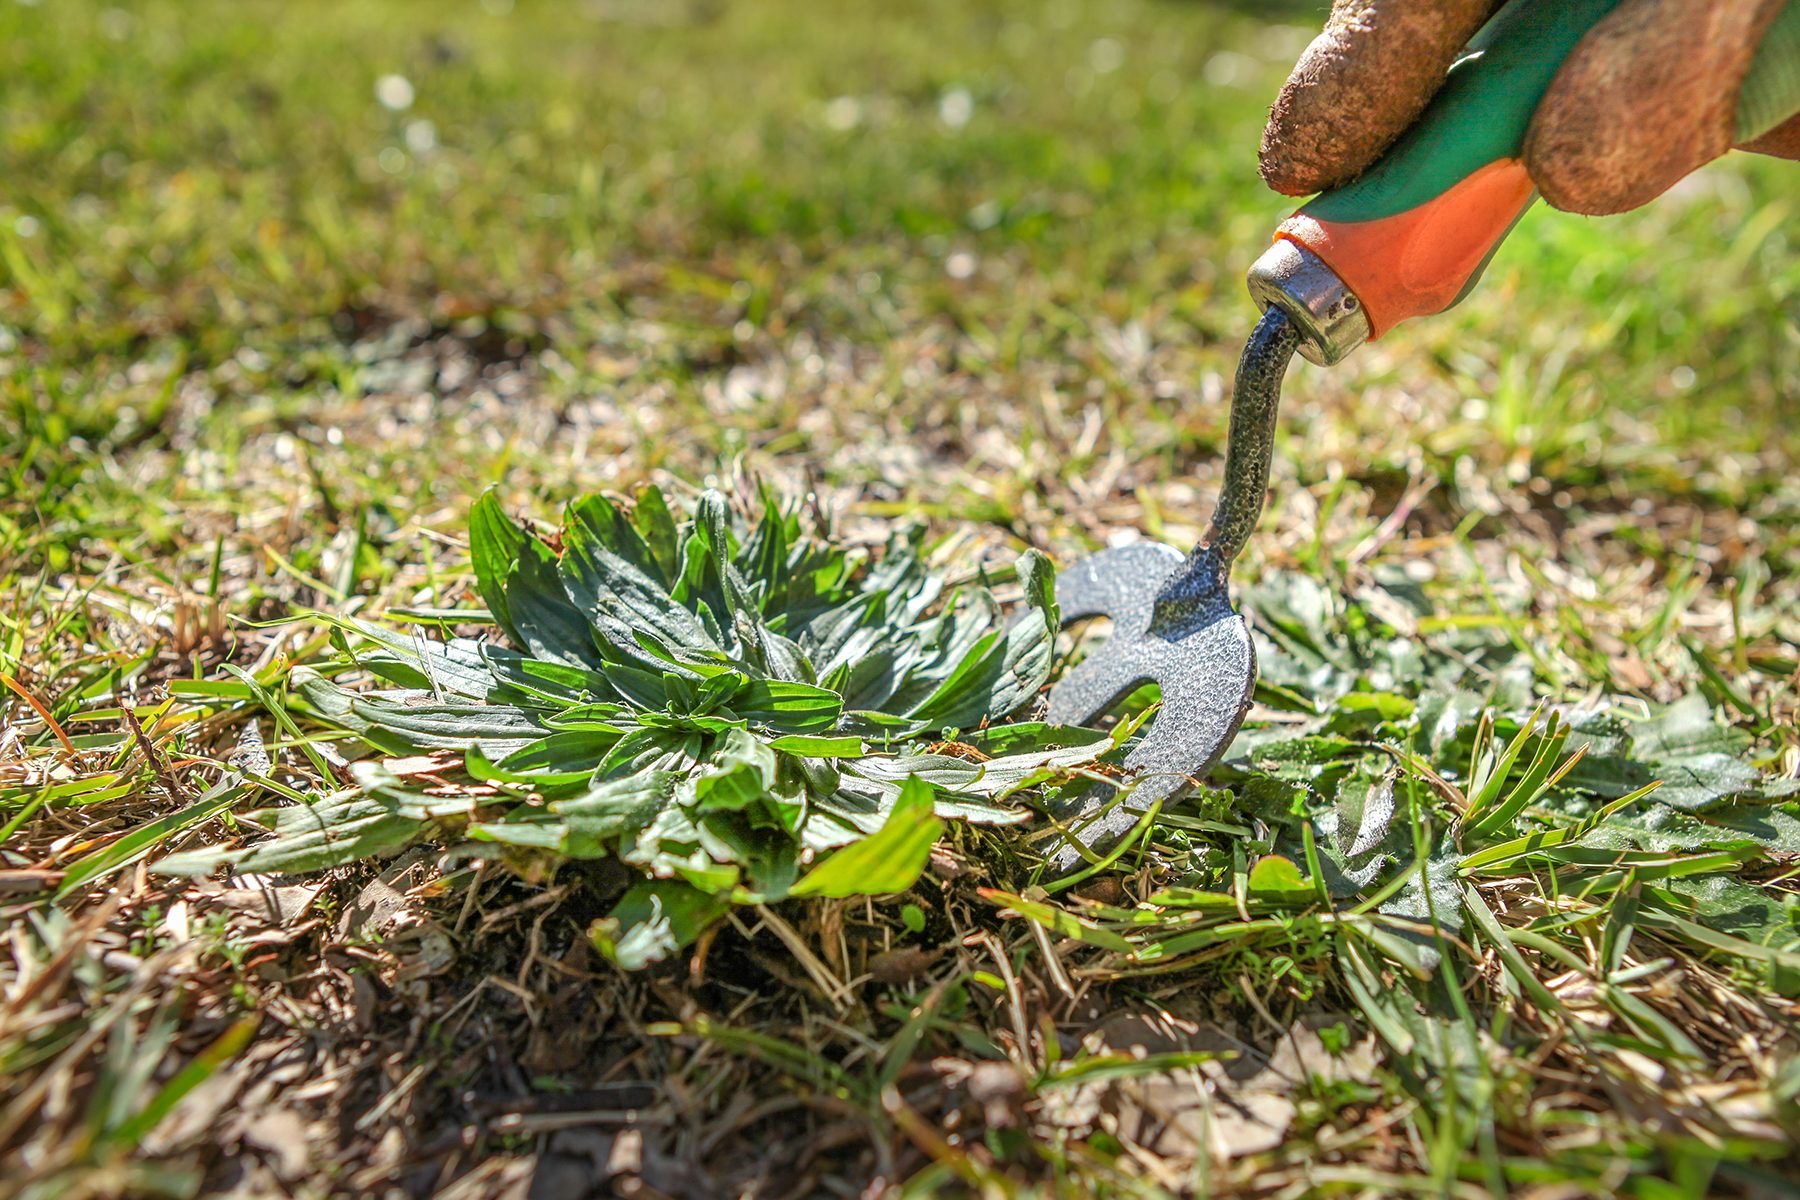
(3, 0, 1796, 631)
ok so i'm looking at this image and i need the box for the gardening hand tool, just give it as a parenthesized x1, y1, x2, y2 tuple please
(1039, 0, 1800, 872)
(1038, 309, 1295, 871)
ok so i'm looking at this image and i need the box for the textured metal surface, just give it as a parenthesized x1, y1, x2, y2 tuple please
(1246, 239, 1370, 366)
(1200, 307, 1301, 564)
(1040, 542, 1255, 868)
(1041, 309, 1298, 872)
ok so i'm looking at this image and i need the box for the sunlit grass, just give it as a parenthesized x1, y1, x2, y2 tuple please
(3, 0, 1798, 1195)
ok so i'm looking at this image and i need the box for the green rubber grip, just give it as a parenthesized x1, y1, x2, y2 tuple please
(1304, 0, 1624, 226)
(1739, 1, 1800, 143)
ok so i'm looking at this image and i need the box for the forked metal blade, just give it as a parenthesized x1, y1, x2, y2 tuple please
(1037, 542, 1255, 872)
(1033, 307, 1299, 874)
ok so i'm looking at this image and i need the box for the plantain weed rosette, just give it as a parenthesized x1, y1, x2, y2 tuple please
(160, 484, 1115, 968)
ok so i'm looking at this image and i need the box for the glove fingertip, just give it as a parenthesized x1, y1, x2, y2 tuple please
(1258, 0, 1505, 197)
(1526, 0, 1786, 215)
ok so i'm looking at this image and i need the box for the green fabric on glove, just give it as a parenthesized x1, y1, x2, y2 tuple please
(1738, 1, 1800, 141)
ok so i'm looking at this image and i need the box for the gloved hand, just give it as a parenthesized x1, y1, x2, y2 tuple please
(1260, 0, 1800, 215)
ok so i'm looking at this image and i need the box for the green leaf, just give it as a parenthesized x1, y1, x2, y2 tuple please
(593, 662, 672, 711)
(972, 742, 1115, 800)
(566, 493, 663, 582)
(1568, 695, 1787, 812)
(155, 786, 442, 877)
(546, 701, 632, 730)
(1460, 785, 1658, 871)
(469, 492, 601, 667)
(1632, 692, 1752, 760)
(1237, 733, 1358, 781)
(471, 729, 624, 785)
(1328, 691, 1415, 733)
(1375, 843, 1463, 973)
(1636, 905, 1800, 995)
(480, 648, 614, 708)
(731, 679, 843, 733)
(469, 490, 531, 647)
(468, 809, 569, 849)
(961, 722, 1107, 757)
(1466, 711, 1581, 840)
(740, 485, 793, 612)
(811, 782, 1024, 847)
(1645, 754, 1764, 812)
(346, 694, 549, 756)
(313, 614, 498, 700)
(843, 753, 982, 794)
(594, 727, 702, 779)
(669, 491, 740, 636)
(906, 562, 1055, 728)
(98, 1016, 260, 1152)
(554, 772, 679, 856)
(1040, 1050, 1222, 1089)
(591, 880, 733, 970)
(768, 734, 867, 757)
(1463, 707, 1555, 829)
(839, 707, 927, 739)
(847, 738, 1108, 802)
(1332, 756, 1396, 859)
(1657, 874, 1799, 948)
(560, 499, 719, 664)
(689, 728, 779, 811)
(1017, 547, 1058, 637)
(630, 483, 682, 584)
(790, 777, 944, 898)
(1246, 854, 1315, 906)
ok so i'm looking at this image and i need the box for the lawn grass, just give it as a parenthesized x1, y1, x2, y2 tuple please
(4, 0, 1800, 1195)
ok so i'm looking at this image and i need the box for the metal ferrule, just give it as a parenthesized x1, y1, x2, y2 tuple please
(1245, 240, 1370, 366)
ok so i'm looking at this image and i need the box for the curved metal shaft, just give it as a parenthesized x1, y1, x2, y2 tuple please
(1147, 307, 1299, 629)
(1203, 305, 1300, 565)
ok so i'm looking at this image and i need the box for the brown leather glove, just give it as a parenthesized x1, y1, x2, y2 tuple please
(1260, 0, 1800, 215)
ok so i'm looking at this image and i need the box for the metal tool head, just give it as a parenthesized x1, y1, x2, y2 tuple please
(1034, 306, 1300, 875)
(1038, 542, 1255, 872)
